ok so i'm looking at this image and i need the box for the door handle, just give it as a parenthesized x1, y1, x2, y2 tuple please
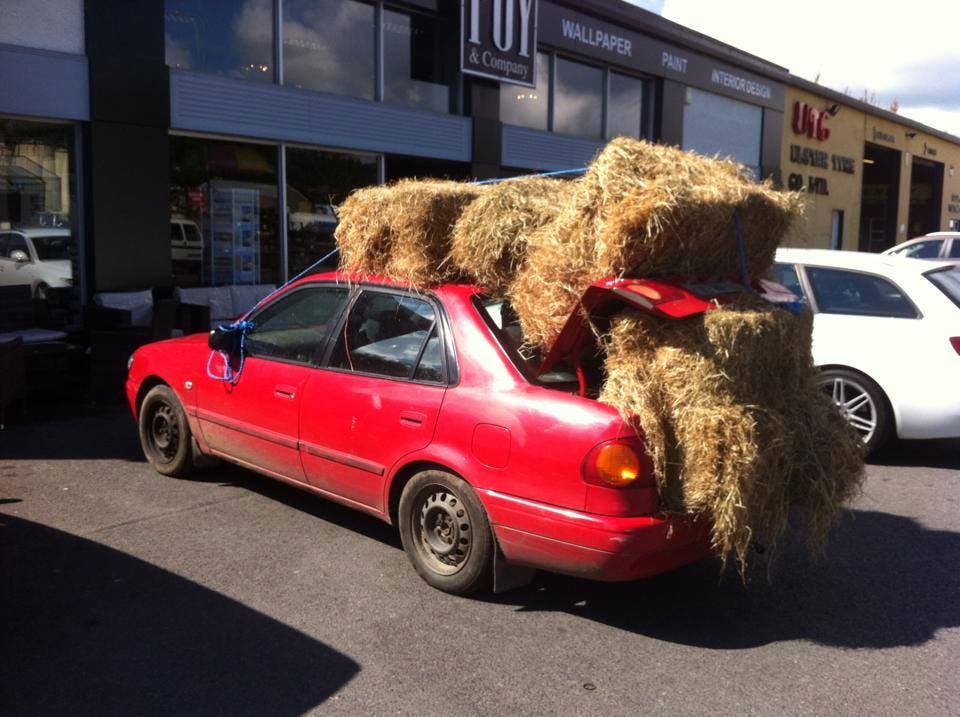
(399, 410, 426, 427)
(274, 384, 297, 399)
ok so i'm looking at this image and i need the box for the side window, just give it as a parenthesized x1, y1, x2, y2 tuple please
(765, 263, 806, 301)
(170, 223, 184, 243)
(807, 267, 918, 318)
(0, 234, 9, 257)
(949, 241, 960, 259)
(330, 290, 439, 380)
(245, 286, 349, 363)
(6, 234, 29, 258)
(895, 240, 943, 258)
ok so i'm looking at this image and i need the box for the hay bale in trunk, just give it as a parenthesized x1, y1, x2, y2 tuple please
(599, 299, 864, 572)
(336, 179, 484, 285)
(509, 138, 802, 349)
(449, 176, 574, 293)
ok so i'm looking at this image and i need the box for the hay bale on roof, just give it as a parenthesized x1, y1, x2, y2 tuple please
(449, 176, 575, 293)
(336, 179, 484, 285)
(599, 300, 864, 572)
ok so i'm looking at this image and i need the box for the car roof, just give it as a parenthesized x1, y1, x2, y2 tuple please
(2, 228, 71, 237)
(919, 232, 960, 238)
(775, 247, 958, 276)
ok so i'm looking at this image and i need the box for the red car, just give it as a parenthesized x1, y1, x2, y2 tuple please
(126, 273, 715, 594)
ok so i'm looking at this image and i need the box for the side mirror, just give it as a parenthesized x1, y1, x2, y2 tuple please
(208, 326, 238, 353)
(10, 249, 29, 263)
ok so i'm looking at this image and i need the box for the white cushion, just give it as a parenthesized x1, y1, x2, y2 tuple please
(94, 290, 153, 328)
(0, 328, 68, 344)
(230, 284, 276, 318)
(175, 286, 233, 323)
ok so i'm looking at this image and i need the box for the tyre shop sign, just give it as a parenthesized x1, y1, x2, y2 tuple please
(461, 0, 538, 87)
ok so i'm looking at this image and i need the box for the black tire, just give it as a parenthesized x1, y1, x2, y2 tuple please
(818, 368, 892, 456)
(138, 384, 194, 477)
(398, 470, 493, 595)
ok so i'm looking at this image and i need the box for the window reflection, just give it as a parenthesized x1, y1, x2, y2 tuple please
(383, 9, 454, 114)
(500, 52, 549, 130)
(554, 58, 603, 139)
(608, 72, 644, 139)
(285, 147, 379, 277)
(283, 0, 375, 100)
(165, 0, 274, 82)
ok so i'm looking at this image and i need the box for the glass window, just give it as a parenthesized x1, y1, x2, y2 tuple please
(891, 239, 943, 258)
(165, 0, 275, 82)
(554, 58, 603, 139)
(413, 327, 443, 382)
(764, 263, 806, 303)
(330, 291, 437, 378)
(0, 0, 84, 54)
(807, 267, 918, 318)
(950, 241, 960, 258)
(246, 285, 349, 363)
(169, 136, 279, 288)
(682, 88, 762, 179)
(0, 119, 77, 322)
(926, 267, 960, 309)
(282, 0, 375, 100)
(5, 234, 29, 258)
(608, 72, 645, 139)
(285, 147, 379, 278)
(500, 52, 549, 131)
(383, 9, 455, 114)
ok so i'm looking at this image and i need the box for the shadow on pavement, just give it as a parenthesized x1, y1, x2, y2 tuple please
(870, 438, 960, 471)
(0, 514, 359, 716)
(0, 409, 144, 462)
(495, 509, 960, 651)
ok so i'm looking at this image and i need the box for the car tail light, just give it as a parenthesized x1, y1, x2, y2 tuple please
(582, 438, 652, 488)
(951, 337, 960, 355)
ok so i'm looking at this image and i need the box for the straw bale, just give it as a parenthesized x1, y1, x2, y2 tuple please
(449, 176, 574, 292)
(335, 179, 484, 285)
(599, 299, 864, 572)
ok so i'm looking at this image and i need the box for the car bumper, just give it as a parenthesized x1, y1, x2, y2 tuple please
(478, 488, 712, 582)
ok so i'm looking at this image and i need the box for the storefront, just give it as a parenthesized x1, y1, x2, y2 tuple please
(781, 77, 960, 251)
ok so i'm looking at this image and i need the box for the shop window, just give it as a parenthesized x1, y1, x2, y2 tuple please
(682, 88, 762, 179)
(169, 136, 279, 288)
(554, 58, 603, 139)
(165, 0, 275, 82)
(608, 72, 645, 140)
(0, 118, 78, 326)
(283, 0, 375, 100)
(500, 52, 549, 131)
(382, 9, 455, 114)
(285, 147, 379, 278)
(0, 0, 84, 54)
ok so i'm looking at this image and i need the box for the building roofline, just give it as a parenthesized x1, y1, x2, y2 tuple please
(787, 74, 960, 147)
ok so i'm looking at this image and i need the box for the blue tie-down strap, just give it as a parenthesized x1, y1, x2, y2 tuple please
(206, 319, 255, 383)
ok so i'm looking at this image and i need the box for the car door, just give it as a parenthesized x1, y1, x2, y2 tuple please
(298, 288, 449, 512)
(197, 283, 350, 480)
(0, 233, 37, 291)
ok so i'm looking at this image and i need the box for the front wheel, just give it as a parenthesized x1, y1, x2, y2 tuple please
(138, 384, 194, 477)
(818, 368, 891, 456)
(398, 470, 494, 595)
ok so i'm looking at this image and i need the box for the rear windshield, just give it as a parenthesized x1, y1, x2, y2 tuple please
(926, 267, 960, 309)
(31, 234, 71, 261)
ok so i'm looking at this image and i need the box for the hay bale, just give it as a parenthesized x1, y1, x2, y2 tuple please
(599, 299, 864, 572)
(449, 176, 574, 293)
(508, 138, 802, 348)
(336, 179, 484, 285)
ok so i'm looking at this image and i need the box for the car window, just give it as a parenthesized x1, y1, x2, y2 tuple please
(806, 267, 918, 318)
(31, 235, 70, 261)
(330, 290, 438, 380)
(0, 234, 8, 257)
(765, 263, 806, 301)
(245, 286, 349, 364)
(926, 267, 960, 309)
(183, 224, 202, 244)
(170, 223, 183, 243)
(5, 234, 29, 259)
(893, 240, 943, 258)
(949, 241, 960, 259)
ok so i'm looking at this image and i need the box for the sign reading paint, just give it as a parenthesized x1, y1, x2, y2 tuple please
(461, 0, 539, 87)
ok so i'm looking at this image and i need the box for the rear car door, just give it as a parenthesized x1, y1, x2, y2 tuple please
(197, 283, 349, 480)
(299, 288, 449, 512)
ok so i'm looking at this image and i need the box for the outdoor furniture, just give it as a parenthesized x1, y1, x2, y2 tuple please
(174, 284, 275, 330)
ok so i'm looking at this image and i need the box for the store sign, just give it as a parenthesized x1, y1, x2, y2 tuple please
(461, 0, 539, 87)
(872, 127, 897, 144)
(792, 101, 831, 141)
(923, 142, 938, 157)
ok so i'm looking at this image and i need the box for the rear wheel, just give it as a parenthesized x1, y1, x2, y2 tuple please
(398, 470, 493, 595)
(138, 385, 194, 477)
(818, 368, 891, 455)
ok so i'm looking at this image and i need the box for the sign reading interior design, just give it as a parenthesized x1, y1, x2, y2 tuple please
(461, 0, 539, 87)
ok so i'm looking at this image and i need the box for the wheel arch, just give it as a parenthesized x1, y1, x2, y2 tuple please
(134, 375, 169, 419)
(386, 459, 471, 527)
(817, 363, 899, 436)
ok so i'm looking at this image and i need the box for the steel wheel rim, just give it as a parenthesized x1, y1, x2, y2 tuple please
(413, 486, 472, 576)
(820, 375, 877, 445)
(148, 401, 180, 463)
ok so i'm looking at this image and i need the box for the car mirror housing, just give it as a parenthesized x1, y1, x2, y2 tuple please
(208, 326, 238, 353)
(10, 249, 30, 263)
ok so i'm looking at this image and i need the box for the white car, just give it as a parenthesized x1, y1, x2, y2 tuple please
(0, 228, 73, 299)
(772, 248, 960, 453)
(170, 217, 204, 262)
(881, 232, 960, 261)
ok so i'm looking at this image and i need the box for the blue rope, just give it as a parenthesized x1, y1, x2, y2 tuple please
(473, 167, 587, 185)
(206, 319, 255, 383)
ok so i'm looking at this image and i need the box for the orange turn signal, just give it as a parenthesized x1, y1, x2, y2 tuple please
(593, 443, 641, 487)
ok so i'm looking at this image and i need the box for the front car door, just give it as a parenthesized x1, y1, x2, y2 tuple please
(197, 283, 349, 480)
(299, 288, 450, 512)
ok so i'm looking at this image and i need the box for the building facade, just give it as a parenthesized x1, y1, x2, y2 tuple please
(1, 0, 958, 329)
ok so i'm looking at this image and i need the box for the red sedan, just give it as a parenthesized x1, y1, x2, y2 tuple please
(126, 273, 713, 594)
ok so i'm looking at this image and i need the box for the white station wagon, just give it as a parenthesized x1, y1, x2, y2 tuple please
(772, 248, 960, 454)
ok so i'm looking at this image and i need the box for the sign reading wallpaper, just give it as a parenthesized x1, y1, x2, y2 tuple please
(461, 0, 538, 87)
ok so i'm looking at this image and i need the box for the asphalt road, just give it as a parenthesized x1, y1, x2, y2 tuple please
(1, 410, 958, 716)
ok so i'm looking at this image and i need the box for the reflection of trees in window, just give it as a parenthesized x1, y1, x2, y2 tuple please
(554, 58, 603, 139)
